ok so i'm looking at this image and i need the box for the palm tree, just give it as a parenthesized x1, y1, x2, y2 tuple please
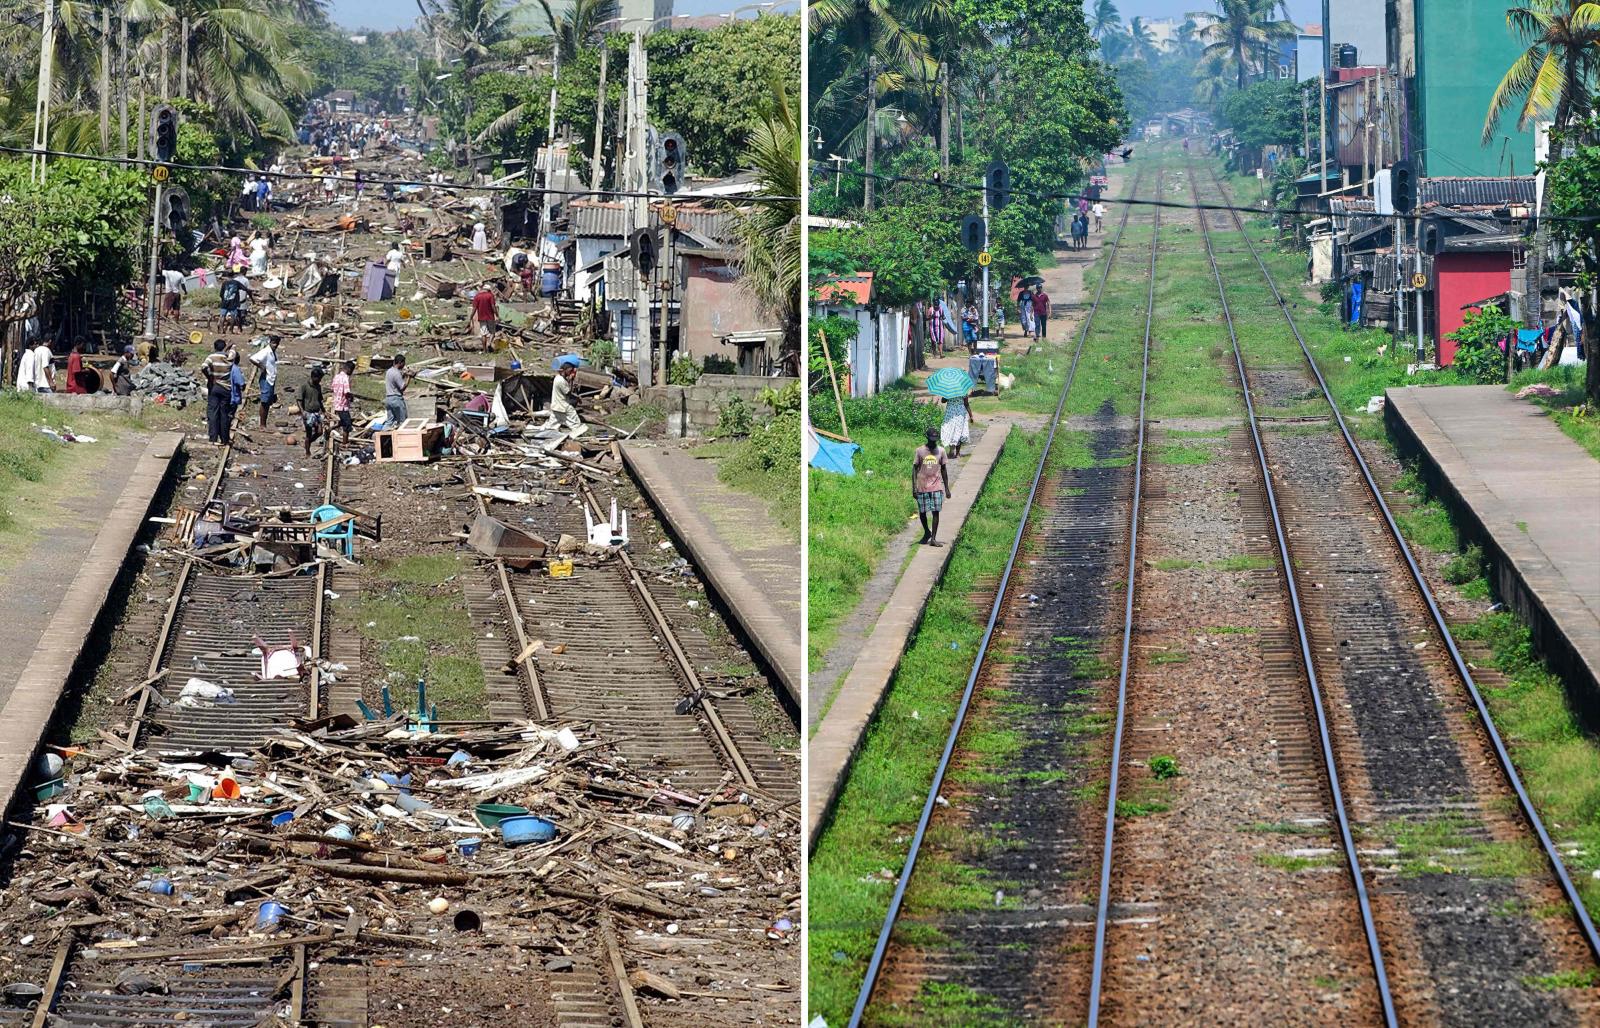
(1098, 27, 1130, 63)
(1483, 0, 1600, 147)
(1177, 17, 1201, 56)
(416, 0, 515, 70)
(1191, 0, 1295, 89)
(1127, 16, 1156, 61)
(809, 0, 935, 156)
(536, 0, 619, 65)
(736, 74, 800, 361)
(1090, 0, 1120, 40)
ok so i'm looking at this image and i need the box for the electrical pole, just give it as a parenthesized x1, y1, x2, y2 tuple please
(539, 50, 560, 261)
(658, 217, 674, 384)
(864, 56, 877, 212)
(590, 45, 608, 193)
(980, 183, 990, 340)
(627, 30, 653, 386)
(32, 0, 55, 184)
(99, 7, 110, 151)
(119, 13, 128, 164)
(145, 182, 163, 341)
(179, 17, 188, 100)
(938, 61, 949, 177)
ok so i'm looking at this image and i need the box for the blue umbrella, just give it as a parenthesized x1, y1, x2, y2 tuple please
(552, 353, 588, 370)
(926, 366, 975, 399)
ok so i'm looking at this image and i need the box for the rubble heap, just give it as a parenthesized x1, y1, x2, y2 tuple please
(131, 363, 205, 404)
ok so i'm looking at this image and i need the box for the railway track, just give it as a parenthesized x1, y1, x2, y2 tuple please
(847, 165, 1158, 1025)
(1185, 160, 1600, 1022)
(466, 461, 794, 800)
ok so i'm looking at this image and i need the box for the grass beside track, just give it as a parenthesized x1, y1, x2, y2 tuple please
(806, 427, 1051, 1024)
(0, 393, 130, 567)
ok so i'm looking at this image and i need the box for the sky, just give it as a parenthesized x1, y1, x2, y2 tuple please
(1122, 1, 1321, 29)
(326, 0, 770, 32)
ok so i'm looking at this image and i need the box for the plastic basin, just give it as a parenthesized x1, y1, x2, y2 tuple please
(498, 814, 558, 846)
(474, 802, 528, 829)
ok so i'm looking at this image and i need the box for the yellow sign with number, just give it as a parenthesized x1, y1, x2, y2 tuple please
(978, 250, 992, 267)
(152, 165, 170, 183)
(1411, 272, 1427, 289)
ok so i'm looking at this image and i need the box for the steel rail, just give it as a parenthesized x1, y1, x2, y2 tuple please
(1084, 165, 1162, 1026)
(465, 463, 552, 721)
(1207, 164, 1600, 964)
(574, 478, 760, 790)
(1187, 162, 1398, 1025)
(844, 164, 1150, 1028)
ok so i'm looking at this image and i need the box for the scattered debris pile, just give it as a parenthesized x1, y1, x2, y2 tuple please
(0, 715, 798, 1017)
(131, 363, 205, 405)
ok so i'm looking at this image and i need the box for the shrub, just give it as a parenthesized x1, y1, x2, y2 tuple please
(668, 353, 701, 386)
(714, 395, 753, 437)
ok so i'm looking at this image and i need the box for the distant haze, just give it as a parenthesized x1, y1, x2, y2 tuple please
(325, 0, 779, 32)
(1119, 0, 1321, 31)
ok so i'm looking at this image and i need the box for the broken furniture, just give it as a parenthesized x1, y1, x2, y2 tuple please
(374, 418, 444, 462)
(312, 504, 357, 558)
(468, 514, 548, 569)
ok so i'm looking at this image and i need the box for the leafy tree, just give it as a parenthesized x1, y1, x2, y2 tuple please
(1191, 0, 1296, 90)
(736, 76, 802, 360)
(1218, 77, 1305, 149)
(1543, 117, 1600, 403)
(1090, 0, 1120, 40)
(0, 159, 145, 374)
(1483, 0, 1600, 150)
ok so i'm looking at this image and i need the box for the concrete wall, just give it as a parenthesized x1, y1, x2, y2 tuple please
(41, 393, 143, 415)
(640, 374, 797, 437)
(1416, 0, 1534, 177)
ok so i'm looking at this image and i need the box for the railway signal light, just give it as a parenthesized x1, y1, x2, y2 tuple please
(630, 227, 658, 276)
(1390, 158, 1414, 214)
(960, 213, 986, 252)
(151, 104, 179, 165)
(657, 132, 687, 195)
(161, 186, 190, 233)
(985, 161, 1011, 210)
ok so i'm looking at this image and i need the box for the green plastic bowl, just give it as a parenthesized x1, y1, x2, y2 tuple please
(474, 802, 529, 829)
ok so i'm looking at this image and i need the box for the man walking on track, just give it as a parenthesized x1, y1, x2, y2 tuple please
(1032, 286, 1051, 340)
(912, 427, 951, 547)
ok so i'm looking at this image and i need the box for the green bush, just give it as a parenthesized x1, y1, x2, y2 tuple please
(1447, 304, 1516, 385)
(703, 355, 738, 375)
(726, 410, 801, 476)
(813, 387, 940, 436)
(1442, 544, 1485, 586)
(714, 395, 753, 437)
(668, 353, 701, 386)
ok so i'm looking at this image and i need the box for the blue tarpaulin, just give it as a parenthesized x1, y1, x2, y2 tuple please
(806, 422, 859, 476)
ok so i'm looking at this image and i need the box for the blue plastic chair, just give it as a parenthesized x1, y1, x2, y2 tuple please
(313, 503, 355, 558)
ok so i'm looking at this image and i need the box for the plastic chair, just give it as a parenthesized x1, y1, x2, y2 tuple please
(313, 503, 355, 558)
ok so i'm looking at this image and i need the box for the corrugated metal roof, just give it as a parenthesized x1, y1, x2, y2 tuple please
(569, 202, 737, 244)
(1420, 176, 1536, 207)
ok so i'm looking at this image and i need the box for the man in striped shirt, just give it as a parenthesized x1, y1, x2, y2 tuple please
(201, 340, 234, 445)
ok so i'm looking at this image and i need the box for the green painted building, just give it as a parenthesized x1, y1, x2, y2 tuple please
(1409, 0, 1536, 177)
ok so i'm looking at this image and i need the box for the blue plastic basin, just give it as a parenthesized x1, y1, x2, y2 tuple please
(499, 814, 558, 846)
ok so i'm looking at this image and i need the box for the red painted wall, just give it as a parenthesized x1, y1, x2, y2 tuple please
(1435, 251, 1512, 366)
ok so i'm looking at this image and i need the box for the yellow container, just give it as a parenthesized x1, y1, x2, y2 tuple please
(548, 559, 574, 579)
(356, 354, 372, 371)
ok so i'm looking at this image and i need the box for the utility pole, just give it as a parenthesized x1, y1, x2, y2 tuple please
(657, 215, 674, 384)
(179, 17, 188, 100)
(864, 56, 877, 212)
(938, 61, 949, 177)
(119, 13, 128, 164)
(99, 7, 110, 151)
(590, 45, 608, 193)
(627, 30, 653, 386)
(1318, 71, 1327, 190)
(32, 0, 55, 184)
(145, 181, 164, 340)
(160, 26, 169, 99)
(980, 183, 990, 338)
(539, 50, 560, 261)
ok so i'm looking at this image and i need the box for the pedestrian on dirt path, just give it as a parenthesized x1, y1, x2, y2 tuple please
(220, 274, 250, 334)
(30, 340, 54, 393)
(332, 359, 355, 442)
(161, 268, 187, 320)
(472, 222, 489, 253)
(1071, 214, 1087, 250)
(299, 366, 327, 457)
(941, 394, 973, 458)
(15, 338, 37, 393)
(1033, 287, 1051, 340)
(470, 284, 499, 346)
(912, 427, 951, 548)
(384, 353, 412, 426)
(1092, 201, 1105, 231)
(228, 348, 245, 425)
(1018, 286, 1035, 337)
(250, 335, 280, 429)
(202, 340, 234, 445)
(249, 234, 270, 277)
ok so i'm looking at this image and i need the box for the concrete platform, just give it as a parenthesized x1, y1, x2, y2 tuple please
(1386, 385, 1600, 705)
(621, 441, 801, 705)
(806, 422, 1011, 850)
(0, 432, 185, 819)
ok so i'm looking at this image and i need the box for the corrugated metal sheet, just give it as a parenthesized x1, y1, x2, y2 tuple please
(569, 202, 737, 243)
(1420, 176, 1536, 207)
